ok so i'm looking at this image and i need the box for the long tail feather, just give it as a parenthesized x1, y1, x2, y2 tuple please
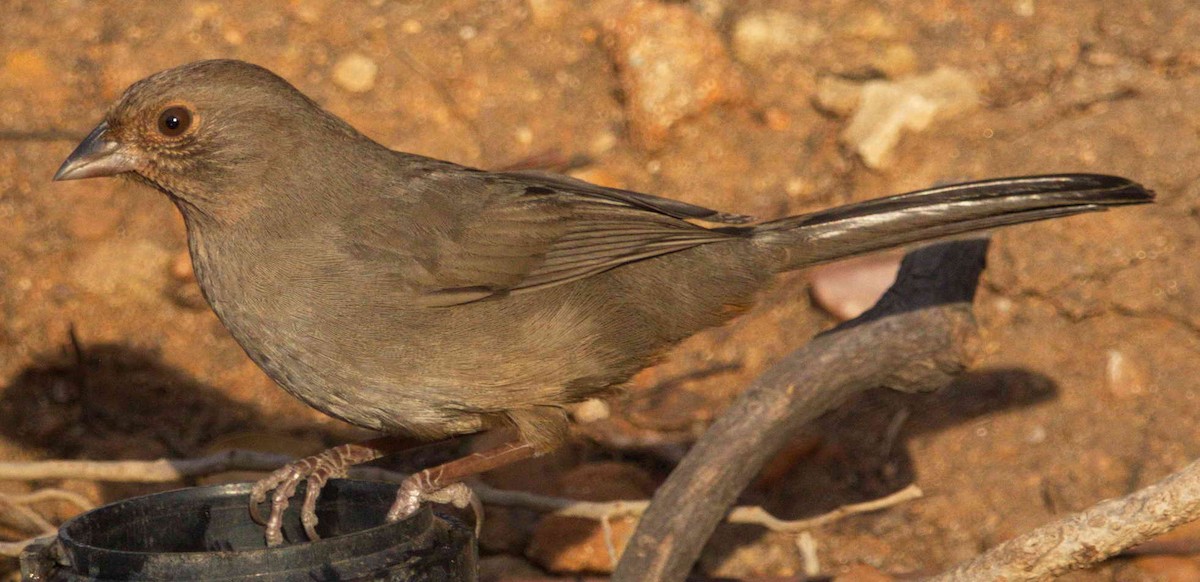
(754, 174, 1154, 272)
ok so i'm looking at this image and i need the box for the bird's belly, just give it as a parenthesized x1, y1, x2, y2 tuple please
(216, 300, 486, 437)
(188, 239, 486, 438)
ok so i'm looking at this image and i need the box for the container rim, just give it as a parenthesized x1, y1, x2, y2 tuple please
(55, 479, 432, 578)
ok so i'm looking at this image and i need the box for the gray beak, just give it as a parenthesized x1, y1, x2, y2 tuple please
(53, 121, 140, 181)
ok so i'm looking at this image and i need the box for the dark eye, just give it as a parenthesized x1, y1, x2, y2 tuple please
(157, 106, 192, 137)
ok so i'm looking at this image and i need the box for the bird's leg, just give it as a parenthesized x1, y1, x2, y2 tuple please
(386, 440, 537, 526)
(249, 436, 405, 547)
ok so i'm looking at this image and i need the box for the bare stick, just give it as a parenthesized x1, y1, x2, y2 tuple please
(0, 538, 45, 558)
(0, 489, 95, 512)
(0, 457, 918, 535)
(0, 449, 292, 482)
(466, 481, 920, 532)
(929, 457, 1200, 581)
(724, 484, 922, 533)
(0, 497, 55, 536)
(614, 239, 989, 582)
(0, 489, 95, 551)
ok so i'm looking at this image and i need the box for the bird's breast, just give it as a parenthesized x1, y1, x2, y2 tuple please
(183, 221, 379, 419)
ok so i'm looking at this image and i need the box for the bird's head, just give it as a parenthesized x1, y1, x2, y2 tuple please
(54, 59, 363, 217)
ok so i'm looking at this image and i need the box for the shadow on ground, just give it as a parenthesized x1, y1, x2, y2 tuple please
(0, 340, 266, 460)
(699, 367, 1058, 572)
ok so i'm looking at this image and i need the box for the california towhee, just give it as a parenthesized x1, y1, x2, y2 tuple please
(54, 60, 1153, 545)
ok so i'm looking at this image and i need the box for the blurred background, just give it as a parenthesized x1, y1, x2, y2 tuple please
(1, 0, 1197, 579)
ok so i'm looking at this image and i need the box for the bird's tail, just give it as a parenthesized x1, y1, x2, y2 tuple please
(752, 174, 1154, 273)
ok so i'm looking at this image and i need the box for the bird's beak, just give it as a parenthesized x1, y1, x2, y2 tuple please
(53, 121, 140, 181)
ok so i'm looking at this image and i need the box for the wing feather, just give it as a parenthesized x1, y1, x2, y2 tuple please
(348, 165, 750, 307)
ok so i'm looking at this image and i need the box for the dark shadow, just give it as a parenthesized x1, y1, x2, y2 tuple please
(0, 337, 469, 468)
(2, 341, 276, 460)
(767, 368, 1057, 512)
(0, 339, 373, 511)
(698, 367, 1058, 570)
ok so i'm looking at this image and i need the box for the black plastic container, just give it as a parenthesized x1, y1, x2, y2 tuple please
(21, 479, 476, 581)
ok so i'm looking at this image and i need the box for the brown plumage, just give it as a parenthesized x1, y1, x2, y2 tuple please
(55, 60, 1153, 544)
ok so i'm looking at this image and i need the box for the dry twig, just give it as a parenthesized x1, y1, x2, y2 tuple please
(0, 488, 98, 557)
(0, 449, 292, 482)
(929, 456, 1200, 581)
(0, 538, 47, 558)
(0, 489, 95, 513)
(0, 456, 920, 537)
(615, 239, 989, 581)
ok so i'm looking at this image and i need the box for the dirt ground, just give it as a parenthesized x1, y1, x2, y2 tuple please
(2, 0, 1199, 580)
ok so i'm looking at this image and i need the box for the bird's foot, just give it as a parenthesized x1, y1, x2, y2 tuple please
(388, 478, 483, 534)
(384, 441, 538, 535)
(249, 442, 385, 547)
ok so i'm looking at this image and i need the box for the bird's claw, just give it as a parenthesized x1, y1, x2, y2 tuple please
(248, 451, 348, 547)
(387, 479, 484, 536)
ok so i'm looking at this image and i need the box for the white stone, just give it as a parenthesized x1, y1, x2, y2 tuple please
(332, 53, 378, 94)
(840, 67, 980, 168)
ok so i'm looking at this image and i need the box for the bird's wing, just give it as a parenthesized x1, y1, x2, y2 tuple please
(501, 170, 756, 225)
(347, 169, 748, 307)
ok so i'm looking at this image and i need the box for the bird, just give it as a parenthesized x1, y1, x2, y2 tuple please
(54, 59, 1153, 546)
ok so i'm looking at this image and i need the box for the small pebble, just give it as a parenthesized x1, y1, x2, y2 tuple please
(332, 53, 378, 94)
(731, 10, 824, 65)
(401, 19, 423, 34)
(842, 9, 898, 40)
(223, 28, 244, 46)
(290, 0, 321, 24)
(763, 107, 792, 131)
(785, 176, 813, 197)
(1106, 349, 1149, 398)
(589, 131, 618, 155)
(514, 126, 533, 145)
(571, 398, 610, 423)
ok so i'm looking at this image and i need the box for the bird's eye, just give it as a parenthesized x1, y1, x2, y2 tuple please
(157, 106, 193, 137)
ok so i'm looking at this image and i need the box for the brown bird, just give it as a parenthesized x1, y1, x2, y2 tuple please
(54, 60, 1152, 546)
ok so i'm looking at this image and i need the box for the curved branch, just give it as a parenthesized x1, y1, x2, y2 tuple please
(613, 239, 989, 582)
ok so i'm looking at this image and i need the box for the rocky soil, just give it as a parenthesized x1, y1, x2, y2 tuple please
(2, 1, 1199, 580)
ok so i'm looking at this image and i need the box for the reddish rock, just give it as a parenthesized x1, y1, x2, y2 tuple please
(526, 514, 638, 574)
(526, 462, 657, 573)
(599, 1, 746, 149)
